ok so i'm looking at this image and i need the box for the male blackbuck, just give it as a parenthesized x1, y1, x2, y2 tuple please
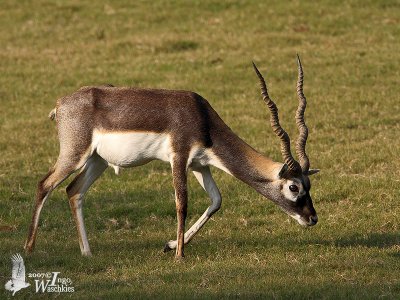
(25, 55, 319, 258)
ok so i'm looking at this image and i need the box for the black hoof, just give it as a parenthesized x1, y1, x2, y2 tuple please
(163, 242, 173, 253)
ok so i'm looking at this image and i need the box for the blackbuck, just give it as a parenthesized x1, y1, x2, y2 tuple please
(25, 55, 319, 258)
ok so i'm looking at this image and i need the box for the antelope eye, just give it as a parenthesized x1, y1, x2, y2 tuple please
(289, 185, 299, 192)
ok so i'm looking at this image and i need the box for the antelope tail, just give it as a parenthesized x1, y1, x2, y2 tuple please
(48, 108, 56, 121)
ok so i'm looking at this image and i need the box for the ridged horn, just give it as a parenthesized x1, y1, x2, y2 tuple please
(295, 54, 310, 173)
(252, 62, 301, 173)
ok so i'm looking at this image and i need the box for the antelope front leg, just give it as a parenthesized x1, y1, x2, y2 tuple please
(164, 166, 221, 252)
(171, 158, 188, 259)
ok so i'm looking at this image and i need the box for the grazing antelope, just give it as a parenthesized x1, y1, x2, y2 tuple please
(25, 55, 319, 259)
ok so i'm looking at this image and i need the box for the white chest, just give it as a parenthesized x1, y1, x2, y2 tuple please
(92, 131, 173, 167)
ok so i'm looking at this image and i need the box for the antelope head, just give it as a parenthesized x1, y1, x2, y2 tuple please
(253, 55, 319, 226)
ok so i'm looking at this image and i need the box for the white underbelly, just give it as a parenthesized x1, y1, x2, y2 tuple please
(92, 130, 172, 167)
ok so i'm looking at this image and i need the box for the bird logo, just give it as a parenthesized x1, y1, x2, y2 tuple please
(4, 254, 30, 296)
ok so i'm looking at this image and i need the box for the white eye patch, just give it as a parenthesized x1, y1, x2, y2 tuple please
(282, 179, 306, 202)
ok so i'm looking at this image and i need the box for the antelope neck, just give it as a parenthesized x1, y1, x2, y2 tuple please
(209, 121, 281, 191)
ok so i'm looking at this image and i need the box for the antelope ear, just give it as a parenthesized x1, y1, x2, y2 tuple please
(278, 163, 289, 178)
(307, 169, 320, 176)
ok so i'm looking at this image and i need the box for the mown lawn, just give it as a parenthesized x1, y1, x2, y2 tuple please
(0, 0, 399, 299)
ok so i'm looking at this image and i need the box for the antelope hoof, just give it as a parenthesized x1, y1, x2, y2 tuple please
(24, 242, 34, 254)
(175, 254, 185, 261)
(81, 250, 92, 257)
(163, 241, 174, 253)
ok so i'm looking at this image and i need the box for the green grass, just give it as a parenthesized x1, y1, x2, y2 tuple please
(0, 0, 399, 299)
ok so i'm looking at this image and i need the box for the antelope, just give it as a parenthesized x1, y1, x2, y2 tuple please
(25, 55, 319, 259)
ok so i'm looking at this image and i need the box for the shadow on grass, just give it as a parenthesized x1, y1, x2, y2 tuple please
(195, 231, 400, 254)
(319, 232, 400, 248)
(67, 230, 399, 263)
(46, 228, 400, 257)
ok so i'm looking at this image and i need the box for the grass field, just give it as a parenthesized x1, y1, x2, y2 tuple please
(0, 0, 399, 299)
